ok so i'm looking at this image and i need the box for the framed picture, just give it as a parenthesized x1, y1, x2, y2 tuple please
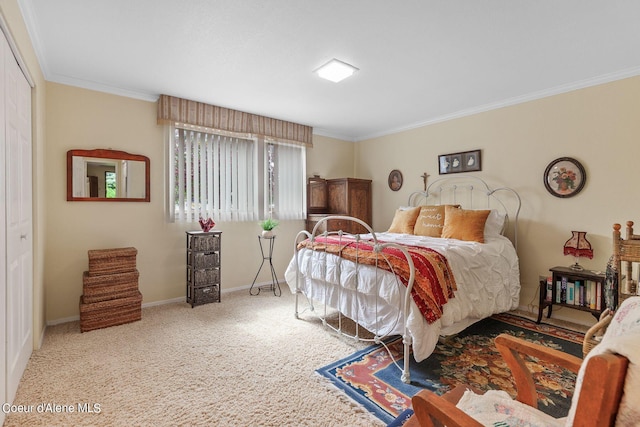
(543, 157, 586, 198)
(438, 149, 482, 174)
(388, 169, 403, 191)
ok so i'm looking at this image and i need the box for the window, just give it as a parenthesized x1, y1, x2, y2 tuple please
(265, 141, 306, 220)
(105, 171, 116, 198)
(168, 125, 306, 223)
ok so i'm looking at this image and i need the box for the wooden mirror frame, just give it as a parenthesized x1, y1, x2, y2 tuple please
(67, 149, 150, 202)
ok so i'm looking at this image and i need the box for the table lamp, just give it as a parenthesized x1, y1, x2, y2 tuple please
(564, 231, 593, 271)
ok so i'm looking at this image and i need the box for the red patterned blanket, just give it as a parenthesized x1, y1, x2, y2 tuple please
(297, 236, 457, 323)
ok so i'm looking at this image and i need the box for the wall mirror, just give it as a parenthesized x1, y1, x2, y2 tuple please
(67, 149, 150, 202)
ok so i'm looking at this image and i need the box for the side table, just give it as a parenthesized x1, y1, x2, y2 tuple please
(537, 266, 606, 324)
(249, 235, 281, 296)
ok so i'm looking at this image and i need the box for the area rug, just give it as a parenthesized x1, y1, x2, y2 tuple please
(316, 313, 584, 425)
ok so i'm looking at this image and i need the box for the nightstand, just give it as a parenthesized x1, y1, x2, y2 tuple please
(537, 266, 606, 324)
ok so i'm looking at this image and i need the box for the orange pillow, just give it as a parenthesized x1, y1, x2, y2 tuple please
(387, 206, 421, 234)
(441, 206, 491, 243)
(414, 205, 459, 237)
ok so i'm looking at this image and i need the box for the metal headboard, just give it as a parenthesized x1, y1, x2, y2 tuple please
(408, 175, 521, 250)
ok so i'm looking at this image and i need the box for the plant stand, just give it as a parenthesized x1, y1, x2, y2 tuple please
(249, 235, 281, 296)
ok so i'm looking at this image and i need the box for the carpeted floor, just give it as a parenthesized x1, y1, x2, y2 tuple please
(4, 289, 384, 427)
(5, 289, 589, 427)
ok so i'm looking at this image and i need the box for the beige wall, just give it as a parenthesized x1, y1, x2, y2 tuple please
(355, 76, 640, 324)
(1, 0, 47, 347)
(6, 0, 639, 327)
(44, 84, 356, 322)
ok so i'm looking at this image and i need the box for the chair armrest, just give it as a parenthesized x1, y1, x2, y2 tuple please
(411, 390, 484, 427)
(583, 310, 612, 356)
(494, 333, 583, 407)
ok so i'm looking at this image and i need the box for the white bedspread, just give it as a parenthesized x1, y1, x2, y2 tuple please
(284, 232, 520, 362)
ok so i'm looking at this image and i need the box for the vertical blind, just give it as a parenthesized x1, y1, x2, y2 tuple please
(170, 126, 258, 222)
(267, 142, 306, 220)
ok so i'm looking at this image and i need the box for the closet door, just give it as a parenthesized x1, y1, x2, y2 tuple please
(4, 32, 32, 404)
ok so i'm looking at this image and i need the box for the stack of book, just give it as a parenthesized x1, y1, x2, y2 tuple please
(545, 275, 602, 310)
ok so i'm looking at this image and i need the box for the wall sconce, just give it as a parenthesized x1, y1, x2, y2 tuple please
(564, 231, 593, 271)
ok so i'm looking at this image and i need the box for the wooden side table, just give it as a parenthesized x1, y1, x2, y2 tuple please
(537, 266, 605, 324)
(249, 235, 281, 296)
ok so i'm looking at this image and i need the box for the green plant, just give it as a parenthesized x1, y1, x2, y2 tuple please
(260, 218, 279, 231)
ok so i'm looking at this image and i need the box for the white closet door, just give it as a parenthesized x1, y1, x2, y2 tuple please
(0, 28, 7, 424)
(4, 30, 32, 405)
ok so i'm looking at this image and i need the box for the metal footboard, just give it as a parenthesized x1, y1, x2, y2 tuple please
(292, 215, 416, 384)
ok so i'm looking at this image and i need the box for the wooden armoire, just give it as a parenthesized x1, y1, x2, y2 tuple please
(306, 177, 372, 234)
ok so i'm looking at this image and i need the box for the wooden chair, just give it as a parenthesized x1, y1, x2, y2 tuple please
(408, 333, 629, 427)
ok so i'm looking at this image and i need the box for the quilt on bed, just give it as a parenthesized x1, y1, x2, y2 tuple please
(297, 236, 457, 323)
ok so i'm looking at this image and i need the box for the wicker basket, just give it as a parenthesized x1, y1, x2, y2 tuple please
(191, 252, 219, 269)
(583, 309, 613, 357)
(188, 268, 220, 287)
(82, 270, 139, 303)
(80, 291, 142, 332)
(187, 234, 220, 252)
(87, 247, 137, 277)
(188, 285, 220, 306)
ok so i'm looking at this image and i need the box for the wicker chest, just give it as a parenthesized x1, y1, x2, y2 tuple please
(186, 231, 222, 307)
(80, 247, 142, 332)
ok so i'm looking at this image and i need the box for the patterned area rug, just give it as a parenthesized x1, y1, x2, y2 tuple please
(316, 313, 584, 425)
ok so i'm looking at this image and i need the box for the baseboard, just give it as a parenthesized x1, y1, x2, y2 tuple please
(515, 304, 592, 331)
(46, 281, 277, 326)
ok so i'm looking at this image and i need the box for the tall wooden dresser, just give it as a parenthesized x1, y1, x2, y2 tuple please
(306, 177, 372, 234)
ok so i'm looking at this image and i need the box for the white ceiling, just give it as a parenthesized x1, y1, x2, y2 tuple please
(18, 0, 640, 141)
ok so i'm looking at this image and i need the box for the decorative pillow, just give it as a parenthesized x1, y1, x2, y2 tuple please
(387, 206, 421, 234)
(442, 206, 491, 243)
(484, 210, 506, 237)
(414, 205, 459, 237)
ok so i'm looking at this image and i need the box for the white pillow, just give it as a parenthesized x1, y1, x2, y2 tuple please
(484, 210, 506, 237)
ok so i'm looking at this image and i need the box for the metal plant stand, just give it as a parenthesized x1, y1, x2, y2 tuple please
(249, 235, 281, 296)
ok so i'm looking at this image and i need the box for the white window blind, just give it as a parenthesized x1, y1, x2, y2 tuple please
(266, 142, 306, 220)
(170, 126, 258, 222)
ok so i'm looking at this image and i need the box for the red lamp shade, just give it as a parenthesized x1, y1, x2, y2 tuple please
(564, 231, 593, 270)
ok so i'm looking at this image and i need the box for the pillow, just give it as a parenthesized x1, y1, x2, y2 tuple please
(441, 206, 491, 243)
(414, 205, 459, 237)
(387, 206, 421, 234)
(484, 210, 507, 237)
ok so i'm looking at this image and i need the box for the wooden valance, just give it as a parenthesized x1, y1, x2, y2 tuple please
(157, 94, 313, 147)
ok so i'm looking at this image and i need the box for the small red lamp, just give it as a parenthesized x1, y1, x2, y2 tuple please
(563, 231, 593, 271)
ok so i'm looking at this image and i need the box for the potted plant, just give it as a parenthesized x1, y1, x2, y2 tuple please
(260, 218, 279, 237)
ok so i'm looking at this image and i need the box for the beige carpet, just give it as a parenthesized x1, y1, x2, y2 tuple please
(4, 289, 385, 427)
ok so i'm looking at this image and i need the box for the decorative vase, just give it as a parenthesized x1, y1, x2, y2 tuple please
(262, 230, 274, 238)
(199, 217, 215, 232)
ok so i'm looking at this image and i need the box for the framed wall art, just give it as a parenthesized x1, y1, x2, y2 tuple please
(543, 157, 586, 198)
(438, 149, 481, 175)
(388, 169, 403, 191)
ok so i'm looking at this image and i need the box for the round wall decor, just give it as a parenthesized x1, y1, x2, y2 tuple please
(543, 157, 586, 198)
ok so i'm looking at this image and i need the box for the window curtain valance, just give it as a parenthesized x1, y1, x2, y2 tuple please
(157, 94, 313, 147)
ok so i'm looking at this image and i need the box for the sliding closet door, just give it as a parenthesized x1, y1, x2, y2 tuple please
(4, 30, 32, 405)
(0, 27, 6, 422)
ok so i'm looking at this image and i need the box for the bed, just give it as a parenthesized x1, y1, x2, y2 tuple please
(284, 176, 521, 383)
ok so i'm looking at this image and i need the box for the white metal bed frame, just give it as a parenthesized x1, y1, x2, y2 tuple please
(291, 175, 521, 384)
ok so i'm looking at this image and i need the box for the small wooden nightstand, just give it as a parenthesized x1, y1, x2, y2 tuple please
(537, 266, 606, 324)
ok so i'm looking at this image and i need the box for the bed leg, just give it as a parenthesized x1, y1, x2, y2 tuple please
(402, 335, 412, 384)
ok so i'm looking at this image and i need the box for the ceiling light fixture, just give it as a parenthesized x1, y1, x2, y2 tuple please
(315, 58, 358, 83)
